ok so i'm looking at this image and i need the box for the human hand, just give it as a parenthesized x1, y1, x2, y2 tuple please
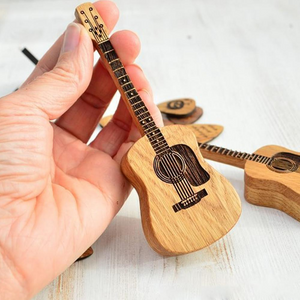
(0, 1, 163, 299)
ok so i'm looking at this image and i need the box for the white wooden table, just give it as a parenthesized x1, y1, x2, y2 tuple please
(1, 0, 300, 299)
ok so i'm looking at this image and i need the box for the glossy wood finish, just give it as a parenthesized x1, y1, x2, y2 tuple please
(122, 125, 241, 255)
(76, 2, 241, 255)
(245, 145, 300, 221)
(199, 143, 300, 221)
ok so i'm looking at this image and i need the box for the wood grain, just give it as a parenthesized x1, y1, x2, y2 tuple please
(199, 143, 300, 221)
(76, 3, 241, 254)
(199, 143, 247, 169)
(157, 98, 196, 116)
(186, 124, 223, 143)
(245, 145, 300, 221)
(99, 118, 224, 143)
(121, 125, 241, 255)
(167, 106, 203, 124)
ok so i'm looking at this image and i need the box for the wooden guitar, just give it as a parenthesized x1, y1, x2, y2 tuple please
(76, 3, 241, 256)
(198, 143, 300, 221)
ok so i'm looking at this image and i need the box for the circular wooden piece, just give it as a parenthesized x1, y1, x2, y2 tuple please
(157, 98, 196, 116)
(167, 106, 203, 124)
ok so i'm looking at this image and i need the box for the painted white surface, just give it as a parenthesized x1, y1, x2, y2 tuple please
(0, 0, 300, 299)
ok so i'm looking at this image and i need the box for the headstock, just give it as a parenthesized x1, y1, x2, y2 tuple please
(75, 3, 109, 45)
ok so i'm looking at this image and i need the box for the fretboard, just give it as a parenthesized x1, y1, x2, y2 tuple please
(75, 3, 169, 155)
(198, 143, 272, 169)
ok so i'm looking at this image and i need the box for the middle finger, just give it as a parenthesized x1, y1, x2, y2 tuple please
(55, 30, 141, 143)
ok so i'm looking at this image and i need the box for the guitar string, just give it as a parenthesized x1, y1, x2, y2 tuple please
(162, 153, 192, 199)
(85, 8, 171, 158)
(162, 154, 195, 200)
(162, 154, 194, 201)
(85, 7, 200, 203)
(166, 153, 195, 197)
(161, 155, 188, 200)
(172, 177, 197, 205)
(199, 143, 272, 166)
(201, 142, 296, 170)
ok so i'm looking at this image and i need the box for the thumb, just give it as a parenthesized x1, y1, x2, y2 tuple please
(17, 22, 94, 120)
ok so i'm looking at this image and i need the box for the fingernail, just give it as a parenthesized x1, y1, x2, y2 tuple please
(62, 23, 81, 53)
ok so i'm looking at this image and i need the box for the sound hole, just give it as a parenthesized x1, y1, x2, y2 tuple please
(154, 151, 186, 183)
(270, 157, 297, 173)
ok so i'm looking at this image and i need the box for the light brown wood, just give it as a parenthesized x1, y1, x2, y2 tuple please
(76, 3, 241, 256)
(199, 143, 246, 169)
(186, 124, 223, 144)
(75, 3, 144, 135)
(167, 106, 203, 124)
(157, 98, 196, 116)
(244, 145, 300, 221)
(99, 115, 112, 128)
(121, 125, 241, 255)
(199, 143, 300, 221)
(99, 118, 224, 143)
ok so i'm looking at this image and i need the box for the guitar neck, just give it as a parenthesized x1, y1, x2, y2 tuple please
(75, 3, 169, 155)
(198, 143, 272, 169)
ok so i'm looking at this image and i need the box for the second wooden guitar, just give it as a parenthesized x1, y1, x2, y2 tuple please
(198, 143, 300, 221)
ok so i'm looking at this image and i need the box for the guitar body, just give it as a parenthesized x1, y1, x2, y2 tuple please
(121, 125, 241, 255)
(244, 145, 300, 221)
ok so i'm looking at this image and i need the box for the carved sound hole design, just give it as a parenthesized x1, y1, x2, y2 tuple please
(269, 157, 298, 173)
(267, 151, 300, 173)
(153, 144, 210, 212)
(154, 151, 186, 184)
(166, 100, 184, 110)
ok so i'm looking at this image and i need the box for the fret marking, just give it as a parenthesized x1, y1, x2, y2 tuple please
(110, 60, 123, 71)
(118, 75, 130, 86)
(99, 41, 113, 53)
(198, 143, 274, 167)
(78, 4, 169, 155)
(114, 68, 126, 79)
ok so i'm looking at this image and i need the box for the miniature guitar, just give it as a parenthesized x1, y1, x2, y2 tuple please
(76, 3, 241, 255)
(199, 143, 300, 221)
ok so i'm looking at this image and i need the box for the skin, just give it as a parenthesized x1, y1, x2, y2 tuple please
(0, 1, 163, 299)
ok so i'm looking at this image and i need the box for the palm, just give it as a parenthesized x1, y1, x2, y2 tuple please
(0, 114, 133, 295)
(0, 2, 163, 297)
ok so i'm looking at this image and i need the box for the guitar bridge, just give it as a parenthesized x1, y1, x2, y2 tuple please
(172, 189, 208, 213)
